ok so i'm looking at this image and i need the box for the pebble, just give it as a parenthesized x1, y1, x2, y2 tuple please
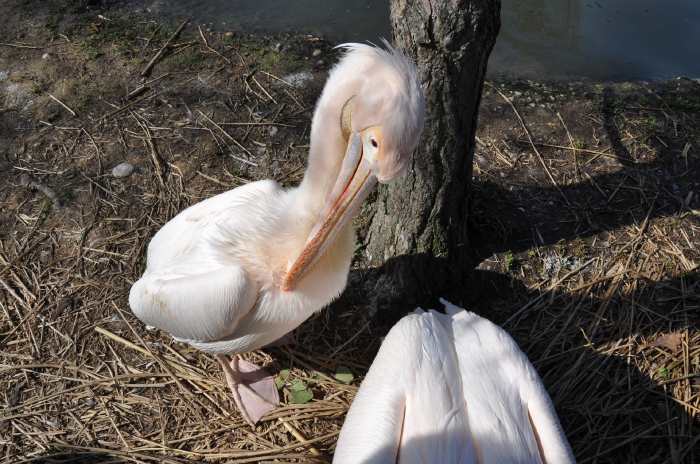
(312, 49, 322, 57)
(41, 53, 50, 60)
(268, 126, 279, 137)
(111, 162, 134, 178)
(224, 31, 234, 38)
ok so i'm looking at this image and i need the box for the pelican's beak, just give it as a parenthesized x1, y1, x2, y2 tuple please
(282, 131, 378, 291)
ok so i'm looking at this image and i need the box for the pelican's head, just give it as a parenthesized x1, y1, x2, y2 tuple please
(283, 42, 425, 291)
(337, 42, 425, 183)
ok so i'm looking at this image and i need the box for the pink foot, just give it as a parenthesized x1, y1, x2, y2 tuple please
(219, 356, 279, 426)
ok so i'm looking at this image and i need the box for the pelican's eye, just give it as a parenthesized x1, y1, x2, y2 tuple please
(371, 138, 379, 148)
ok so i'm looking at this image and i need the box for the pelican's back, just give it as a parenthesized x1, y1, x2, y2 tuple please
(333, 300, 574, 464)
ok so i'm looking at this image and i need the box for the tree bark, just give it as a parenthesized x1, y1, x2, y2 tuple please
(361, 0, 500, 311)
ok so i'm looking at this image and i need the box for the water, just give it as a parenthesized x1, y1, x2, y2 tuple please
(146, 0, 700, 80)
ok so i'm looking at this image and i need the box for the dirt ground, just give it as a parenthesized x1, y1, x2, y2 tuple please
(1, 2, 698, 463)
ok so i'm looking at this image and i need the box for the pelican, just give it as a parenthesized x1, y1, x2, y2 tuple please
(333, 299, 575, 464)
(128, 42, 425, 425)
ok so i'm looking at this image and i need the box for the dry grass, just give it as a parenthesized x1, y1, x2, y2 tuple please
(1, 4, 698, 463)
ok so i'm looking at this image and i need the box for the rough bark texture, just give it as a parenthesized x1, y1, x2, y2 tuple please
(361, 0, 500, 311)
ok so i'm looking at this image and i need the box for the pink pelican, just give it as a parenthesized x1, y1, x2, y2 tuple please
(128, 42, 425, 425)
(333, 299, 575, 464)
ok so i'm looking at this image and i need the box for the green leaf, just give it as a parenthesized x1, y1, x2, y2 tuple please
(275, 369, 290, 389)
(289, 388, 313, 404)
(289, 379, 307, 392)
(334, 366, 354, 384)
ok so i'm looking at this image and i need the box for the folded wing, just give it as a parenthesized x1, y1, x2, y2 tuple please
(129, 265, 257, 343)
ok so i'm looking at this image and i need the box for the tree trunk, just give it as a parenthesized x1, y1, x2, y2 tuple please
(360, 0, 500, 312)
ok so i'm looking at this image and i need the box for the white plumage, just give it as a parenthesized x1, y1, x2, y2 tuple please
(129, 42, 425, 425)
(333, 299, 575, 464)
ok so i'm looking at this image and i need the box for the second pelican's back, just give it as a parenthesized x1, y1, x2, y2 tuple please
(333, 300, 574, 464)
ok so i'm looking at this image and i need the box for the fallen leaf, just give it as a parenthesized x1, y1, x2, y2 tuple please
(289, 379, 307, 392)
(289, 388, 313, 404)
(334, 366, 354, 384)
(652, 332, 683, 352)
(275, 369, 290, 389)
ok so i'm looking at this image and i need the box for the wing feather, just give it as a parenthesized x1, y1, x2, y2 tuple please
(129, 265, 257, 343)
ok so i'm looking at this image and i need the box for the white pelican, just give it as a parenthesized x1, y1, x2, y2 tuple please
(128, 42, 425, 425)
(333, 299, 575, 464)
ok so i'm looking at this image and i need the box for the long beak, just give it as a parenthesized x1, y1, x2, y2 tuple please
(282, 133, 377, 291)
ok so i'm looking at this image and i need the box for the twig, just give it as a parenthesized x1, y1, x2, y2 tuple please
(197, 110, 257, 165)
(141, 19, 189, 77)
(47, 93, 77, 117)
(127, 72, 170, 99)
(0, 42, 41, 49)
(198, 25, 232, 65)
(486, 82, 571, 207)
(557, 112, 580, 180)
(278, 417, 323, 457)
(131, 111, 166, 186)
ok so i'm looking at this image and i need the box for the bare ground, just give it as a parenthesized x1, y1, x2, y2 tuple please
(1, 2, 698, 463)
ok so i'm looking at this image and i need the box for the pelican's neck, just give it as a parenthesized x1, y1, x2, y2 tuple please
(296, 68, 365, 217)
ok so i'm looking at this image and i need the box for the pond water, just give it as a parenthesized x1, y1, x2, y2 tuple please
(145, 0, 700, 81)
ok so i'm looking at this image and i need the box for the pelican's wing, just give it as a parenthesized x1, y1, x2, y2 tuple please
(129, 265, 257, 343)
(332, 320, 409, 464)
(128, 180, 281, 342)
(333, 310, 475, 464)
(518, 349, 576, 464)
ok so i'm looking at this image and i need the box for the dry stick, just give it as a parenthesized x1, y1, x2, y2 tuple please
(579, 418, 678, 463)
(197, 25, 233, 65)
(327, 319, 371, 358)
(109, 305, 213, 424)
(141, 19, 189, 77)
(127, 72, 171, 99)
(47, 93, 77, 117)
(99, 91, 152, 121)
(486, 82, 572, 207)
(278, 417, 323, 457)
(557, 112, 580, 180)
(131, 111, 166, 186)
(141, 24, 161, 55)
(0, 42, 41, 49)
(252, 75, 277, 104)
(197, 110, 257, 165)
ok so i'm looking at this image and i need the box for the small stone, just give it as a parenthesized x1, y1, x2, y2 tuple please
(224, 31, 234, 38)
(312, 49, 322, 57)
(268, 126, 279, 137)
(111, 162, 134, 178)
(274, 42, 283, 52)
(41, 53, 50, 60)
(513, 91, 523, 97)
